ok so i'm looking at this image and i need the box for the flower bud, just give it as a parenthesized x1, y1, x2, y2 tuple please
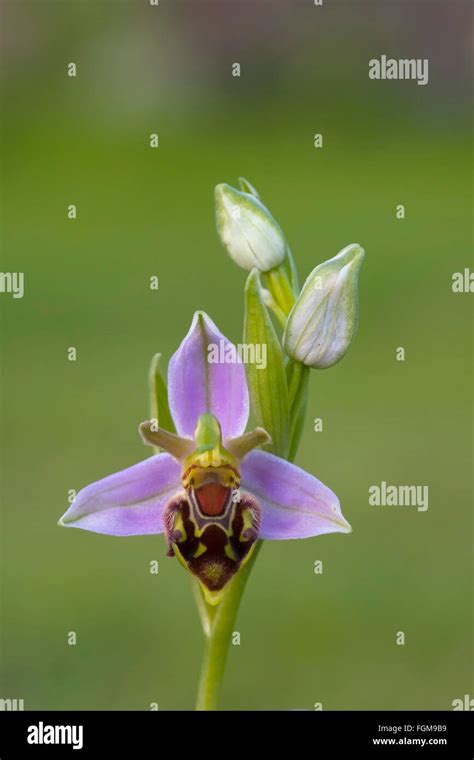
(283, 244, 364, 369)
(215, 182, 287, 272)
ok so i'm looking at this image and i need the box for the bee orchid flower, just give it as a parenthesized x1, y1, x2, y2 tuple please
(59, 312, 351, 605)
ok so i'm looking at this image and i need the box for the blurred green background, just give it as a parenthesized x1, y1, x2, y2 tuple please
(1, 0, 472, 710)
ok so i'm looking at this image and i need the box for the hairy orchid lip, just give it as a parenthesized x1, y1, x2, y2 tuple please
(164, 488, 261, 605)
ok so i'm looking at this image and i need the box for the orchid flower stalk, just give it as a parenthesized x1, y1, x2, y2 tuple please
(59, 178, 364, 710)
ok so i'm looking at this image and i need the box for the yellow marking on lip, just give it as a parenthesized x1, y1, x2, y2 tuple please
(193, 542, 207, 559)
(224, 542, 239, 561)
(240, 508, 254, 542)
(174, 513, 186, 543)
(189, 518, 233, 539)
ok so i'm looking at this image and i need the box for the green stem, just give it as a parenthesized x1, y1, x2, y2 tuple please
(264, 268, 295, 316)
(286, 360, 310, 463)
(262, 291, 287, 329)
(195, 542, 262, 710)
(287, 359, 303, 410)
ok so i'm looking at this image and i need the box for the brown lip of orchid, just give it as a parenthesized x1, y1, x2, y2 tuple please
(139, 412, 268, 605)
(58, 311, 351, 605)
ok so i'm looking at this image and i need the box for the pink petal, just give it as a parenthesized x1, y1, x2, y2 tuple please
(168, 311, 249, 439)
(241, 450, 351, 539)
(58, 454, 181, 536)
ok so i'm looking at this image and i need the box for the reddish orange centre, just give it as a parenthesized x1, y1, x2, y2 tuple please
(195, 483, 230, 516)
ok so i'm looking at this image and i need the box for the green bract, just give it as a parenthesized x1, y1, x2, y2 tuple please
(244, 269, 290, 458)
(149, 353, 176, 452)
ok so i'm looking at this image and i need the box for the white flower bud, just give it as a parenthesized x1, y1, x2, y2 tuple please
(283, 244, 364, 369)
(215, 183, 286, 272)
